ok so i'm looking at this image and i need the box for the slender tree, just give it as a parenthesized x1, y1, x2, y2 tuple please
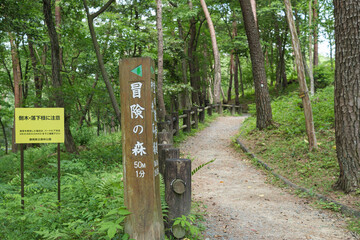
(333, 0, 360, 193)
(83, 0, 122, 125)
(308, 0, 315, 95)
(156, 0, 166, 121)
(239, 0, 273, 129)
(200, 0, 221, 104)
(43, 0, 77, 153)
(188, 0, 200, 105)
(284, 0, 317, 151)
(28, 37, 43, 107)
(313, 0, 319, 68)
(9, 33, 21, 153)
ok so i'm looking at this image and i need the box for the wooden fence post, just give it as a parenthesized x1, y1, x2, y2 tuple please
(165, 114, 173, 133)
(164, 158, 191, 238)
(207, 103, 213, 116)
(191, 107, 198, 129)
(183, 109, 191, 132)
(232, 104, 236, 115)
(218, 102, 223, 115)
(237, 105, 242, 115)
(158, 143, 172, 175)
(163, 148, 180, 168)
(199, 106, 205, 123)
(172, 112, 179, 136)
(158, 132, 173, 145)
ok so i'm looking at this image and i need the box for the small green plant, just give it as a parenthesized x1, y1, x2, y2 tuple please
(192, 158, 216, 175)
(315, 200, 341, 212)
(96, 207, 131, 239)
(172, 215, 201, 239)
(347, 218, 360, 236)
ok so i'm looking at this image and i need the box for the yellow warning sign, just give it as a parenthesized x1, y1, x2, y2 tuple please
(15, 108, 64, 144)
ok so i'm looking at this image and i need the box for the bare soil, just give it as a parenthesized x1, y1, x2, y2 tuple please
(180, 116, 356, 240)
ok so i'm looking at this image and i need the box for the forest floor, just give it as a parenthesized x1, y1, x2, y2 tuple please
(180, 116, 357, 240)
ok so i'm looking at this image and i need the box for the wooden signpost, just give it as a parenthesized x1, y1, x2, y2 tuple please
(119, 57, 164, 239)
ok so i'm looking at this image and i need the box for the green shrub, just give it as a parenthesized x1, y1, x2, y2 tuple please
(314, 62, 335, 90)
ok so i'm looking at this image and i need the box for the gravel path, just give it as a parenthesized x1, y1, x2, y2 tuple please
(180, 116, 356, 240)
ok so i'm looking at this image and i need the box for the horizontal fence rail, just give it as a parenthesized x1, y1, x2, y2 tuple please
(158, 102, 248, 136)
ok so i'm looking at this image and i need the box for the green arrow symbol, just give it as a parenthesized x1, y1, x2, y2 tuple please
(131, 65, 143, 77)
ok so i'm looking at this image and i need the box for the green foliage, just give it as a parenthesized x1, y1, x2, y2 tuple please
(72, 127, 97, 146)
(314, 61, 335, 90)
(96, 207, 131, 239)
(0, 133, 129, 240)
(172, 215, 201, 239)
(315, 200, 341, 212)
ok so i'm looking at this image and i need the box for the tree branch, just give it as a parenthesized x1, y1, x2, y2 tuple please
(91, 0, 115, 19)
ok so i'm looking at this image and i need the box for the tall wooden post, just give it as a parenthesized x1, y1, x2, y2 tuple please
(119, 57, 164, 239)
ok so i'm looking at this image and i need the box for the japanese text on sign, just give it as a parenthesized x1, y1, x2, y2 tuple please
(15, 108, 64, 144)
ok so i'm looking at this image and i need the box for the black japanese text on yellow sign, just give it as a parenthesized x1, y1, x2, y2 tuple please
(15, 108, 65, 144)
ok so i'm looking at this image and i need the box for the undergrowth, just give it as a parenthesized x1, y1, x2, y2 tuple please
(0, 108, 222, 239)
(0, 132, 130, 240)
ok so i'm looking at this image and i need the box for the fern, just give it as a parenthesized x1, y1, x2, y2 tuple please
(191, 159, 216, 175)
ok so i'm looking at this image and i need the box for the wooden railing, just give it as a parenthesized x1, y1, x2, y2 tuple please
(159, 102, 246, 135)
(157, 102, 246, 238)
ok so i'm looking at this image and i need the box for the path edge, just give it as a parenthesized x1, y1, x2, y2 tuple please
(235, 137, 360, 219)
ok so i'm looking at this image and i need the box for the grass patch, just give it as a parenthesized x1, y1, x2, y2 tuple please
(238, 85, 360, 234)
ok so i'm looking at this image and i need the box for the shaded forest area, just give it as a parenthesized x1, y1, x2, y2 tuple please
(0, 0, 335, 153)
(1, 0, 360, 239)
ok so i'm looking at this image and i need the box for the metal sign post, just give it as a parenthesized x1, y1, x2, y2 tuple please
(119, 57, 164, 239)
(15, 108, 64, 209)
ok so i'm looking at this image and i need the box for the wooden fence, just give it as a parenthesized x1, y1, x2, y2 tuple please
(157, 102, 246, 238)
(159, 102, 246, 135)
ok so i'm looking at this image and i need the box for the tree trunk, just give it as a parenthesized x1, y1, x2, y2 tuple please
(239, 0, 273, 129)
(9, 33, 21, 107)
(234, 55, 240, 105)
(9, 32, 22, 153)
(250, 0, 257, 26)
(284, 0, 317, 151)
(79, 76, 98, 127)
(83, 0, 121, 125)
(200, 0, 221, 104)
(228, 16, 238, 104)
(188, 1, 200, 105)
(0, 117, 8, 154)
(308, 0, 314, 95)
(97, 108, 101, 136)
(156, 0, 166, 121)
(43, 0, 77, 154)
(333, 0, 360, 193)
(28, 37, 43, 107)
(274, 20, 282, 89)
(55, 0, 62, 67)
(313, 0, 319, 67)
(238, 56, 245, 98)
(227, 55, 234, 104)
(2, 59, 14, 94)
(177, 19, 191, 109)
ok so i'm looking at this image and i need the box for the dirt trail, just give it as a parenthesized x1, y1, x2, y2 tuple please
(180, 116, 356, 240)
